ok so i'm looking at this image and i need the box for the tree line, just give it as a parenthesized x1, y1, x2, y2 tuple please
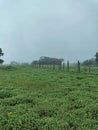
(82, 52, 98, 66)
(0, 47, 98, 66)
(31, 56, 64, 66)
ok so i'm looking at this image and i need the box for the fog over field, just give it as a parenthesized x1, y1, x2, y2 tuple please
(0, 0, 98, 63)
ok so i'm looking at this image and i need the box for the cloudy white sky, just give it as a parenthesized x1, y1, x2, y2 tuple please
(0, 0, 98, 63)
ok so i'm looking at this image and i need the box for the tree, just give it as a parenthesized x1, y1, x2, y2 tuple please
(0, 48, 4, 64)
(31, 56, 64, 67)
(31, 60, 38, 65)
(82, 58, 96, 66)
(38, 56, 64, 65)
(95, 52, 98, 65)
(95, 52, 98, 66)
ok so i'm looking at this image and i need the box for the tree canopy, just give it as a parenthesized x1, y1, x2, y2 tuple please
(0, 48, 4, 64)
(95, 52, 98, 63)
(31, 56, 64, 66)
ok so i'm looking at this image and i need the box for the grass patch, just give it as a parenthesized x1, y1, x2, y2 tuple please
(0, 65, 98, 130)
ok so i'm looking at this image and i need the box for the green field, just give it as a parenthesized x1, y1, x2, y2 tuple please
(0, 66, 98, 130)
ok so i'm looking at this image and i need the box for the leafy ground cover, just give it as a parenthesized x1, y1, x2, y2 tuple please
(0, 65, 98, 130)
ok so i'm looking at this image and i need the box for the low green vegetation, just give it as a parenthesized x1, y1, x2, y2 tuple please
(0, 65, 98, 130)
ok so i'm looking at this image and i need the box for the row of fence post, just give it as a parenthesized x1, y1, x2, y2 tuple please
(32, 60, 93, 73)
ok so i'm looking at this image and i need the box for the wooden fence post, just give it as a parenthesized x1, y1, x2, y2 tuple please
(59, 64, 61, 70)
(67, 61, 69, 72)
(77, 60, 80, 73)
(89, 66, 91, 72)
(63, 63, 65, 71)
(53, 64, 55, 70)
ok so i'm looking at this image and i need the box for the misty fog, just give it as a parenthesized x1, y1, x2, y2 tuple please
(0, 0, 98, 63)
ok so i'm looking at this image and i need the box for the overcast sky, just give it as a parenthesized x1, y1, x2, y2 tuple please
(0, 0, 98, 64)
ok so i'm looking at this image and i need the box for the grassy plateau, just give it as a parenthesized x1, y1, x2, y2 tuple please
(0, 65, 98, 130)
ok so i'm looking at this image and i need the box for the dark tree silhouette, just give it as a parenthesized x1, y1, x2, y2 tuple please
(95, 52, 98, 66)
(0, 48, 4, 64)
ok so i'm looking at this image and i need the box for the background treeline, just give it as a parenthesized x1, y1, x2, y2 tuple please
(82, 52, 98, 66)
(31, 52, 98, 67)
(31, 56, 64, 66)
(10, 57, 98, 67)
(0, 47, 98, 67)
(82, 58, 97, 66)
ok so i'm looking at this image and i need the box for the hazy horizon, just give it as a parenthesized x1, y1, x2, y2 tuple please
(0, 0, 98, 64)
